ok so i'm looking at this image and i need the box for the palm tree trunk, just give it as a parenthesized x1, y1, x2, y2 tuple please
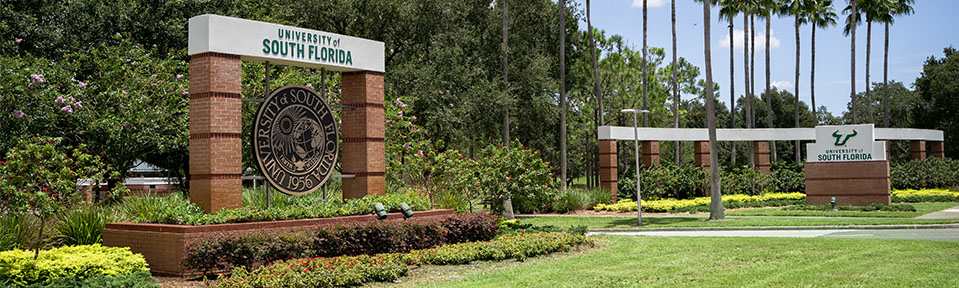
(811, 23, 817, 124)
(704, 1, 724, 220)
(730, 19, 737, 166)
(849, 0, 859, 124)
(588, 0, 604, 126)
(765, 11, 777, 162)
(883, 21, 890, 127)
(749, 14, 756, 167)
(672, 0, 680, 165)
(559, 0, 567, 190)
(501, 0, 513, 219)
(866, 19, 872, 123)
(794, 13, 801, 163)
(643, 0, 649, 126)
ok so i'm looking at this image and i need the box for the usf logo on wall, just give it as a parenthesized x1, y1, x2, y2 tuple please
(807, 124, 885, 162)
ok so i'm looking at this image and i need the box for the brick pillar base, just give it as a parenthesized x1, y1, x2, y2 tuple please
(753, 141, 771, 174)
(189, 53, 243, 213)
(911, 140, 927, 160)
(599, 140, 618, 202)
(931, 141, 944, 158)
(341, 71, 386, 199)
(805, 161, 891, 206)
(641, 141, 660, 167)
(694, 141, 710, 170)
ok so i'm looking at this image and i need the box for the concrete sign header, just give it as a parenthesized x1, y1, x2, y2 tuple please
(807, 124, 886, 162)
(188, 14, 385, 72)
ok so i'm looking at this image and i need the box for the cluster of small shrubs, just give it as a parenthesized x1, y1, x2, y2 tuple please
(891, 158, 959, 190)
(516, 188, 612, 214)
(0, 244, 150, 287)
(617, 164, 806, 201)
(496, 219, 588, 236)
(891, 189, 959, 202)
(594, 192, 806, 212)
(215, 232, 591, 288)
(183, 213, 499, 275)
(119, 192, 429, 225)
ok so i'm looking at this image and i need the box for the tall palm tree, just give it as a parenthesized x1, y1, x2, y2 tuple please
(808, 0, 838, 123)
(862, 0, 880, 123)
(720, 0, 741, 165)
(643, 0, 649, 126)
(501, 0, 514, 219)
(758, 0, 777, 162)
(877, 0, 914, 127)
(672, 0, 681, 165)
(781, 0, 808, 163)
(844, 0, 859, 123)
(588, 0, 603, 127)
(748, 2, 757, 167)
(698, 0, 724, 220)
(559, 0, 567, 190)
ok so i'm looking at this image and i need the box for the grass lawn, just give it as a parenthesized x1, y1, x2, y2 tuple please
(399, 236, 959, 287)
(726, 202, 959, 218)
(520, 215, 959, 229)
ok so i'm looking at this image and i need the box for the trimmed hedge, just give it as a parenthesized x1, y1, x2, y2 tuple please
(10, 271, 158, 288)
(594, 193, 806, 212)
(215, 232, 591, 288)
(891, 189, 959, 202)
(618, 164, 806, 201)
(0, 244, 148, 287)
(891, 158, 959, 190)
(783, 203, 917, 212)
(183, 213, 499, 275)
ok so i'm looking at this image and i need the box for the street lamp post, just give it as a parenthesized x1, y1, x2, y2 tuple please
(621, 109, 649, 225)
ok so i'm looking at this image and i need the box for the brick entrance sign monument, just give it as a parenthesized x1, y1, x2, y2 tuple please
(187, 15, 385, 212)
(805, 124, 890, 206)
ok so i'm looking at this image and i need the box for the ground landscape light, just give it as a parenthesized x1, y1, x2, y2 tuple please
(400, 202, 414, 219)
(374, 202, 388, 220)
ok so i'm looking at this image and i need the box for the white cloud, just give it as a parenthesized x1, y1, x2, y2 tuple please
(719, 28, 780, 51)
(632, 0, 666, 8)
(771, 80, 793, 90)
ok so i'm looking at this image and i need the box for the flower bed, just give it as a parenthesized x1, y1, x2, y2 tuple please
(593, 193, 806, 212)
(214, 232, 591, 288)
(891, 189, 959, 202)
(102, 209, 455, 277)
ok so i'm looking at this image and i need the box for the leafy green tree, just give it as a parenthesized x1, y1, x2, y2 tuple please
(913, 48, 959, 157)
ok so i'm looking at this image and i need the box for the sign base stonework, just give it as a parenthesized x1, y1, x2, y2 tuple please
(804, 161, 891, 206)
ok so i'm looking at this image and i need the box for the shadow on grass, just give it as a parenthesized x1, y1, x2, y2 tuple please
(603, 217, 707, 228)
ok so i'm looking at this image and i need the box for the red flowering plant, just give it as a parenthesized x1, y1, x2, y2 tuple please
(0, 137, 116, 259)
(461, 140, 557, 214)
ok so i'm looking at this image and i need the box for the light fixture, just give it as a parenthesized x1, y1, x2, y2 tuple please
(374, 202, 388, 220)
(400, 202, 414, 219)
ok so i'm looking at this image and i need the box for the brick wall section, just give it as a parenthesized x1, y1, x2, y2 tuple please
(599, 140, 618, 201)
(693, 141, 710, 170)
(341, 71, 386, 198)
(641, 141, 660, 167)
(931, 141, 945, 158)
(103, 209, 456, 277)
(189, 53, 243, 213)
(753, 141, 771, 174)
(804, 161, 891, 206)
(911, 140, 927, 160)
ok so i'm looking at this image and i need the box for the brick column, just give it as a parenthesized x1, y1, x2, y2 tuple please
(641, 141, 660, 167)
(189, 53, 243, 213)
(931, 141, 945, 158)
(341, 71, 386, 199)
(599, 140, 618, 201)
(753, 141, 771, 174)
(910, 140, 927, 160)
(693, 141, 710, 170)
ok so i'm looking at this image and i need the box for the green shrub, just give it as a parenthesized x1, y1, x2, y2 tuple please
(458, 140, 557, 214)
(720, 167, 776, 195)
(403, 232, 591, 265)
(891, 189, 959, 202)
(782, 203, 916, 212)
(891, 158, 959, 189)
(497, 220, 587, 236)
(0, 244, 148, 286)
(770, 162, 805, 192)
(215, 254, 408, 288)
(55, 206, 113, 246)
(12, 270, 158, 288)
(619, 165, 708, 201)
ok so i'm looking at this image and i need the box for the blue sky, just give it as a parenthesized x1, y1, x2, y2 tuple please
(572, 0, 957, 116)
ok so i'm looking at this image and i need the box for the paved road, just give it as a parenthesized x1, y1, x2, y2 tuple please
(590, 228, 959, 242)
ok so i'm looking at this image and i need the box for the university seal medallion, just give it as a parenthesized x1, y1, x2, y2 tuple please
(254, 85, 338, 195)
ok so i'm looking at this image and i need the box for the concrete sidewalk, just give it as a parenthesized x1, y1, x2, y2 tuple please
(915, 206, 959, 219)
(589, 228, 959, 242)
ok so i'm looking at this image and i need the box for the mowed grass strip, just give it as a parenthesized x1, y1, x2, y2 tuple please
(521, 215, 959, 229)
(726, 202, 959, 218)
(423, 236, 959, 287)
